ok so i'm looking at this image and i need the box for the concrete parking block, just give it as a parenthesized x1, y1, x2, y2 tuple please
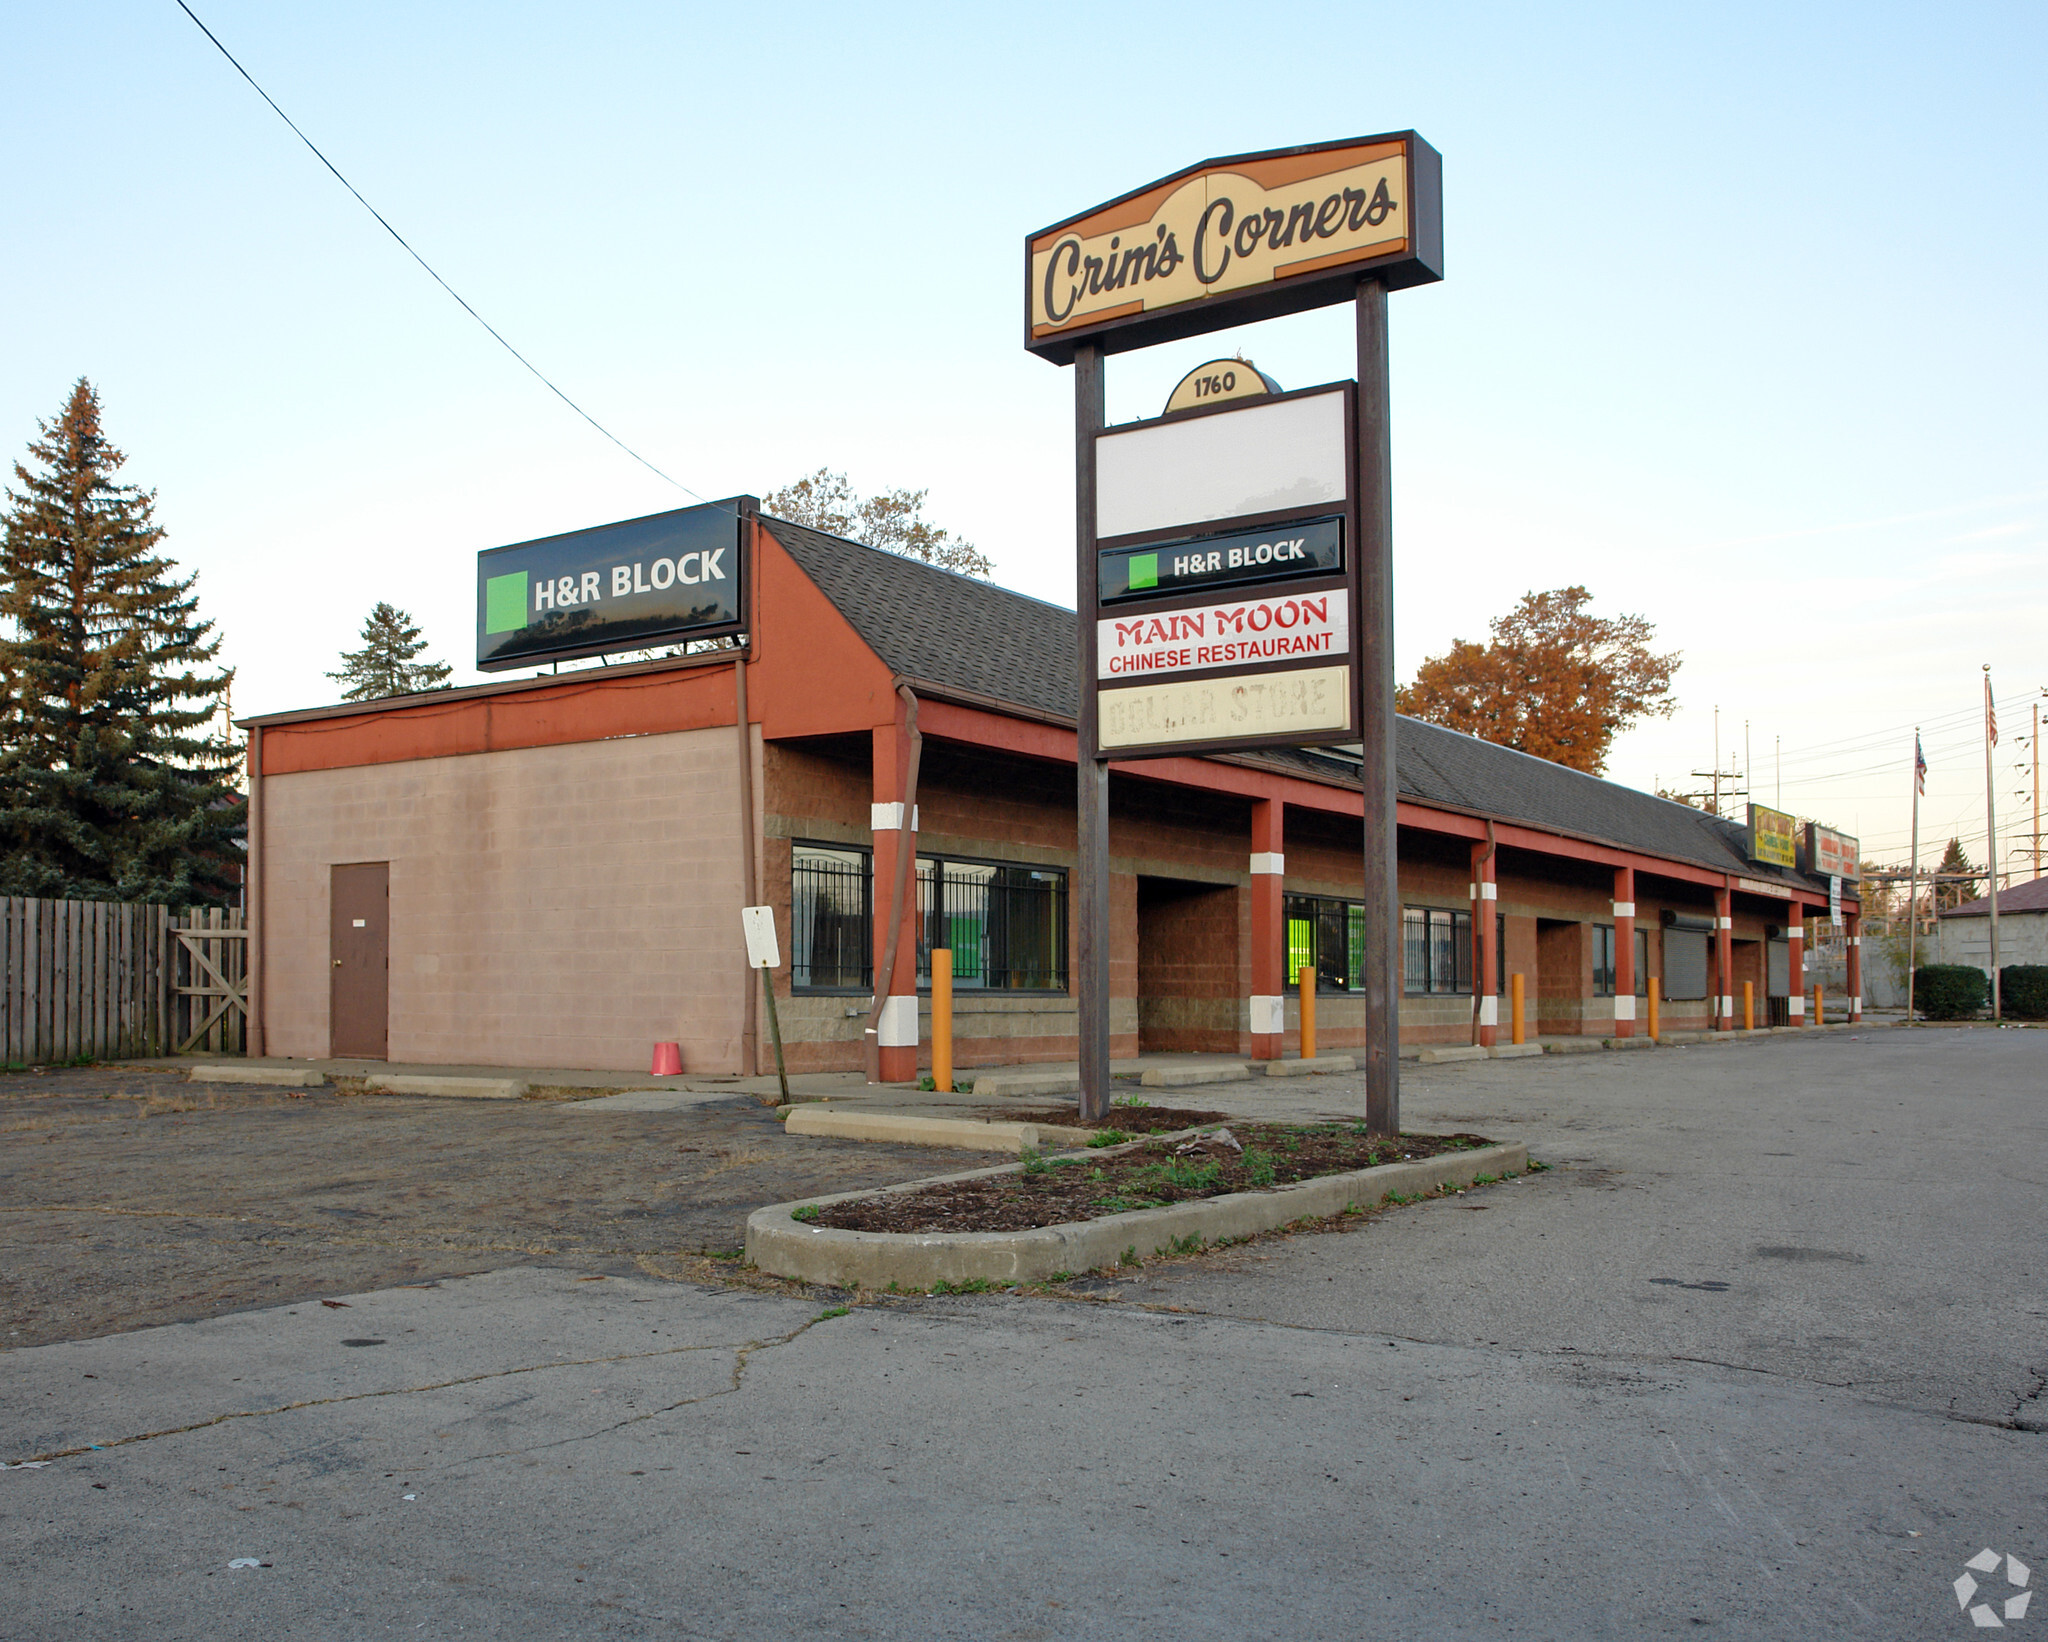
(364, 1074, 528, 1099)
(186, 1063, 326, 1088)
(967, 1069, 1079, 1099)
(784, 1107, 1057, 1153)
(1139, 1062, 1252, 1088)
(1261, 1056, 1358, 1076)
(1486, 1043, 1542, 1059)
(1417, 1045, 1486, 1064)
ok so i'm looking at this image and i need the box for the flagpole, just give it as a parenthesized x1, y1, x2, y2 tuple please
(1908, 728, 1921, 1023)
(1985, 667, 2001, 1019)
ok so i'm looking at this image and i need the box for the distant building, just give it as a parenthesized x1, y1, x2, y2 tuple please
(1937, 878, 2048, 973)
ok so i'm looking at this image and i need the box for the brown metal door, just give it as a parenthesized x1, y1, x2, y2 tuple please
(330, 862, 389, 1059)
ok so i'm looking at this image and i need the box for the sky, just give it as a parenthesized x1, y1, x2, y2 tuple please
(4, 1, 2045, 875)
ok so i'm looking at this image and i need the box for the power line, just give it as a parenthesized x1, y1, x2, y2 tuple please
(171, 1, 720, 511)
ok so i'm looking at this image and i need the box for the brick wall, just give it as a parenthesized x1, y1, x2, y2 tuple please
(261, 728, 747, 1072)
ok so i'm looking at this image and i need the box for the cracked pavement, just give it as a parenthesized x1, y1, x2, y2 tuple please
(2, 1030, 2044, 1638)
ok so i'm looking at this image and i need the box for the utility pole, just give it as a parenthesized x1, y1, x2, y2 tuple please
(1776, 733, 1781, 809)
(1984, 666, 2001, 1019)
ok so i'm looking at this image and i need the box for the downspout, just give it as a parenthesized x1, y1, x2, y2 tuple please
(864, 683, 922, 1083)
(245, 723, 264, 1058)
(1471, 818, 1495, 1047)
(734, 654, 757, 1076)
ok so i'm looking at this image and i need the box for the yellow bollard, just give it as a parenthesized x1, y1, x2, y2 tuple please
(1743, 980, 1754, 1031)
(1648, 977, 1660, 1042)
(1813, 982, 1823, 1026)
(1511, 973, 1526, 1045)
(1299, 964, 1317, 1060)
(931, 949, 953, 1093)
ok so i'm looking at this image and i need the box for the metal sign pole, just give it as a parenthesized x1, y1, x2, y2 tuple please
(1356, 279, 1401, 1136)
(1075, 343, 1111, 1125)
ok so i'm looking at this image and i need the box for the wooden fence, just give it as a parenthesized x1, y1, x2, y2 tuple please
(0, 897, 246, 1065)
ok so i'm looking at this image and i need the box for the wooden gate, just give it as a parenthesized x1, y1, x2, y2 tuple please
(0, 896, 247, 1064)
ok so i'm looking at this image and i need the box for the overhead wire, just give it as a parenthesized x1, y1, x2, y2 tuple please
(170, 0, 726, 514)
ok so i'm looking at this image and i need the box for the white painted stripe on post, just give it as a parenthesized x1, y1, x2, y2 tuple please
(1612, 901, 1635, 918)
(1250, 995, 1285, 1036)
(1717, 917, 1733, 930)
(1480, 881, 1497, 900)
(1720, 995, 1735, 1015)
(876, 995, 919, 1048)
(869, 803, 919, 832)
(1478, 995, 1498, 1026)
(1849, 936, 1862, 947)
(1613, 996, 1636, 1020)
(1249, 852, 1285, 876)
(1789, 995, 1804, 1015)
(1852, 995, 1863, 1012)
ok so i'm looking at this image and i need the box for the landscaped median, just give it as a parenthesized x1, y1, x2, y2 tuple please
(746, 1125, 1529, 1291)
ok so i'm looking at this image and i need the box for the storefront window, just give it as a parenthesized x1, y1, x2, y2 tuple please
(1286, 894, 1365, 993)
(1402, 905, 1472, 995)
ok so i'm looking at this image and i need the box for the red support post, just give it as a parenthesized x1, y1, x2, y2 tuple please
(1786, 903, 1806, 1026)
(1846, 910, 1863, 1022)
(1472, 841, 1498, 1048)
(1714, 882, 1735, 1030)
(1249, 798, 1285, 1060)
(870, 716, 921, 1083)
(1612, 866, 1636, 1038)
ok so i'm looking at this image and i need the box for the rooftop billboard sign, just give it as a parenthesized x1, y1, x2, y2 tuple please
(1748, 804, 1798, 869)
(475, 499, 751, 672)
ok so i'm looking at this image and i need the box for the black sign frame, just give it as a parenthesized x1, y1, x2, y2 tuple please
(1087, 381, 1363, 760)
(474, 497, 755, 673)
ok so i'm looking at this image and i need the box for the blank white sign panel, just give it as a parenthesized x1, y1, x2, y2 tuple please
(1096, 390, 1347, 540)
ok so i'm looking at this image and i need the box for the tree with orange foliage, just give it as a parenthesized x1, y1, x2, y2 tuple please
(1396, 586, 1680, 775)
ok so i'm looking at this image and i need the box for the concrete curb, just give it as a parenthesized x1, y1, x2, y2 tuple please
(745, 1140, 1529, 1290)
(1261, 1055, 1357, 1077)
(1487, 1043, 1542, 1059)
(363, 1074, 528, 1100)
(784, 1107, 1097, 1153)
(187, 1064, 326, 1088)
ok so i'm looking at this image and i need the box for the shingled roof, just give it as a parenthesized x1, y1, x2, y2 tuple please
(1940, 877, 2048, 918)
(764, 517, 1835, 894)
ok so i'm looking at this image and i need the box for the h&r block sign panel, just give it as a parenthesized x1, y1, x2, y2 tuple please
(476, 500, 751, 671)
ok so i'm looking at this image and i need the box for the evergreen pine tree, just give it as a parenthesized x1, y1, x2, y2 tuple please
(0, 378, 244, 903)
(327, 603, 452, 700)
(1934, 836, 1977, 910)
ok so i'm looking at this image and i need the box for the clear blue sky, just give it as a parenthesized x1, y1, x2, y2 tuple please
(5, 1, 2044, 870)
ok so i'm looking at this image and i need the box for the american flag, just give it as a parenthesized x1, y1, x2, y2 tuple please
(1915, 734, 1927, 796)
(1987, 674, 1998, 748)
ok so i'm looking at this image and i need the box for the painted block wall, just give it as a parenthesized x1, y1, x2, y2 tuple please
(261, 727, 747, 1072)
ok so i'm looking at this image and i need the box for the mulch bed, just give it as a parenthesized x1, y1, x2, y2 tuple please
(802, 1123, 1494, 1234)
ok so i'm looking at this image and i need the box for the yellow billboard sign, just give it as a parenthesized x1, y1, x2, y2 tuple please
(1749, 804, 1798, 869)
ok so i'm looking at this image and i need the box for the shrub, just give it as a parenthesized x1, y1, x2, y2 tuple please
(2001, 965, 2048, 1020)
(1915, 964, 1987, 1020)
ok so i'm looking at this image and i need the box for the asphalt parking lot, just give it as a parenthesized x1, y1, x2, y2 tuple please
(2, 1029, 2043, 1640)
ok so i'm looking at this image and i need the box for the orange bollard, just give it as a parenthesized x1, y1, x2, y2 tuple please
(931, 949, 953, 1093)
(1648, 977, 1660, 1042)
(1299, 964, 1317, 1060)
(1813, 982, 1823, 1026)
(1743, 980, 1754, 1031)
(1511, 973, 1526, 1045)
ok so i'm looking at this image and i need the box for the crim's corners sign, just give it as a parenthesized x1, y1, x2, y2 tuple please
(1025, 132, 1442, 364)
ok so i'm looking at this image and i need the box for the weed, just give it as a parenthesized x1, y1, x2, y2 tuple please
(1133, 1156, 1223, 1194)
(1111, 1094, 1152, 1108)
(1087, 1128, 1132, 1148)
(1119, 1245, 1141, 1268)
(815, 1306, 850, 1321)
(790, 1204, 821, 1223)
(917, 1075, 936, 1091)
(930, 1277, 999, 1296)
(1159, 1233, 1204, 1257)
(1243, 1148, 1278, 1188)
(1021, 1148, 1048, 1177)
(1526, 1158, 1551, 1172)
(1046, 1270, 1075, 1283)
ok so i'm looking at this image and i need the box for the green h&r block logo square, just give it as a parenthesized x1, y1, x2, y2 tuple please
(1129, 552, 1158, 591)
(485, 571, 529, 635)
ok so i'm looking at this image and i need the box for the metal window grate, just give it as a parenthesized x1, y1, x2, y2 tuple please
(791, 848, 872, 990)
(916, 859, 1068, 992)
